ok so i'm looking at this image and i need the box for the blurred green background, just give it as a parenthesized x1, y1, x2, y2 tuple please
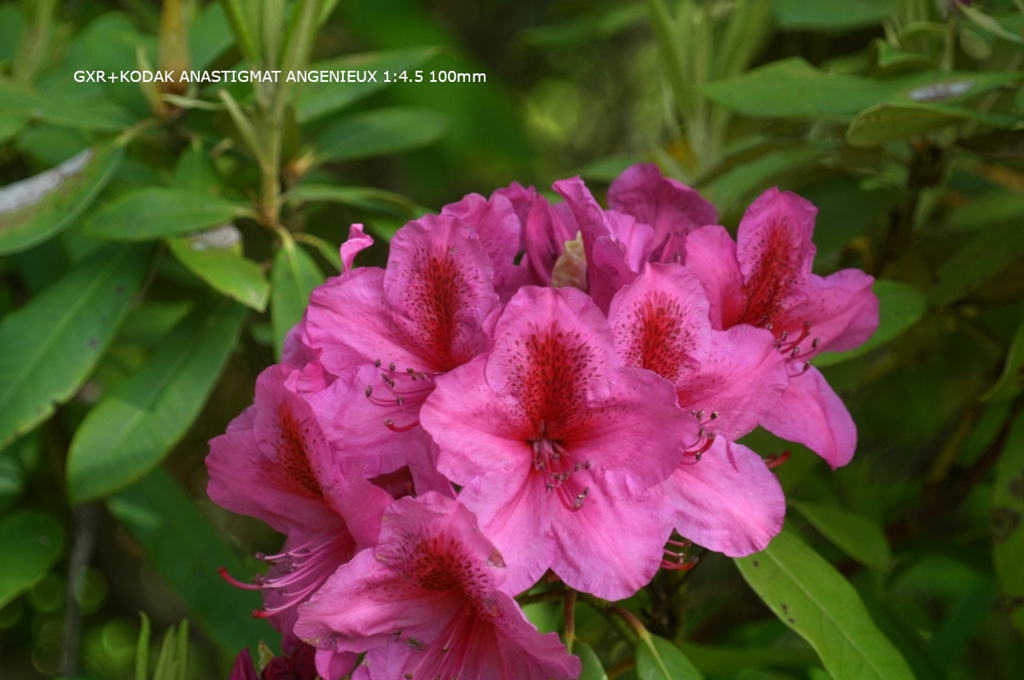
(2, 1, 1024, 679)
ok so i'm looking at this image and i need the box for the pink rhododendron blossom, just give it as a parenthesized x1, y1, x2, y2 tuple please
(296, 492, 580, 680)
(420, 285, 698, 599)
(684, 187, 878, 467)
(606, 163, 719, 264)
(207, 363, 390, 673)
(606, 263, 787, 555)
(304, 214, 499, 490)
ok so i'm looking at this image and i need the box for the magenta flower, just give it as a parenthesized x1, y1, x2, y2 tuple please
(606, 262, 787, 555)
(420, 286, 698, 599)
(295, 492, 581, 680)
(207, 363, 391, 669)
(684, 187, 878, 467)
(304, 214, 499, 491)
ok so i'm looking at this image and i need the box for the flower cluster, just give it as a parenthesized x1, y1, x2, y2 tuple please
(209, 164, 878, 680)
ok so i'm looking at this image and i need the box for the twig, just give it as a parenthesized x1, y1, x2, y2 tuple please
(61, 502, 99, 678)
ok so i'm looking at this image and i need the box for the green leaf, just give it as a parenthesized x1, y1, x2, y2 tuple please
(789, 500, 893, 572)
(982, 318, 1024, 402)
(576, 641, 609, 680)
(221, 0, 263, 65)
(959, 4, 1024, 46)
(735, 526, 915, 680)
(928, 222, 1024, 306)
(0, 142, 125, 255)
(135, 612, 151, 680)
(945, 192, 1024, 234)
(66, 296, 247, 503)
(0, 511, 64, 609)
(847, 102, 1018, 147)
(84, 188, 245, 241)
(285, 183, 421, 217)
(189, 1, 234, 70)
(317, 107, 449, 162)
(295, 233, 343, 272)
(171, 142, 221, 196)
(992, 410, 1024, 637)
(0, 81, 137, 131)
(677, 642, 821, 676)
(635, 632, 704, 680)
(702, 58, 1015, 120)
(773, 0, 896, 31)
(107, 467, 269, 656)
(708, 146, 819, 214)
(814, 280, 926, 367)
(927, 577, 997, 666)
(271, 236, 324, 361)
(167, 229, 270, 311)
(800, 177, 901, 262)
(0, 244, 150, 450)
(296, 47, 439, 123)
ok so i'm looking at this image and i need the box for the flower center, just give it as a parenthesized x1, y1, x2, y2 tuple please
(529, 424, 592, 511)
(364, 358, 438, 432)
(218, 530, 355, 619)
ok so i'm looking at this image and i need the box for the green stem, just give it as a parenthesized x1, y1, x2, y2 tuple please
(577, 593, 641, 646)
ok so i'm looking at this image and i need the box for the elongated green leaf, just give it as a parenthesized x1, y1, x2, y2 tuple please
(814, 280, 926, 367)
(168, 229, 269, 311)
(735, 526, 915, 680)
(790, 500, 893, 572)
(296, 47, 440, 123)
(774, 0, 896, 30)
(928, 577, 997, 666)
(847, 102, 1018, 147)
(992, 410, 1024, 637)
(317, 107, 449, 162)
(677, 642, 820, 675)
(576, 641, 608, 680)
(702, 58, 1014, 120)
(285, 183, 421, 217)
(929, 223, 1024, 306)
(982, 318, 1024, 402)
(0, 81, 136, 131)
(945, 192, 1024, 233)
(0, 142, 125, 255)
(709, 146, 819, 214)
(135, 613, 151, 680)
(0, 511, 64, 608)
(171, 142, 221, 196)
(271, 237, 324, 360)
(221, 0, 263, 65)
(108, 467, 268, 655)
(960, 4, 1024, 46)
(84, 188, 245, 241)
(67, 296, 247, 503)
(0, 244, 150, 449)
(295, 233, 342, 272)
(189, 1, 234, 70)
(801, 177, 901, 262)
(636, 632, 704, 680)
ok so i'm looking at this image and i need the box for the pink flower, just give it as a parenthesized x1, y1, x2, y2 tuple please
(606, 263, 787, 555)
(295, 492, 581, 680)
(684, 187, 878, 467)
(420, 286, 698, 599)
(304, 214, 499, 492)
(207, 363, 391, 671)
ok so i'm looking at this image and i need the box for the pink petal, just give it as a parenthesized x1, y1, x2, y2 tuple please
(608, 163, 718, 261)
(608, 263, 711, 383)
(790, 268, 878, 356)
(524, 195, 576, 286)
(549, 470, 666, 600)
(314, 649, 358, 680)
(384, 213, 498, 371)
(732, 187, 817, 328)
(340, 224, 373, 273)
(760, 366, 857, 468)
(306, 268, 422, 375)
(682, 225, 745, 330)
(677, 324, 788, 442)
(658, 439, 785, 556)
(442, 190, 537, 299)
